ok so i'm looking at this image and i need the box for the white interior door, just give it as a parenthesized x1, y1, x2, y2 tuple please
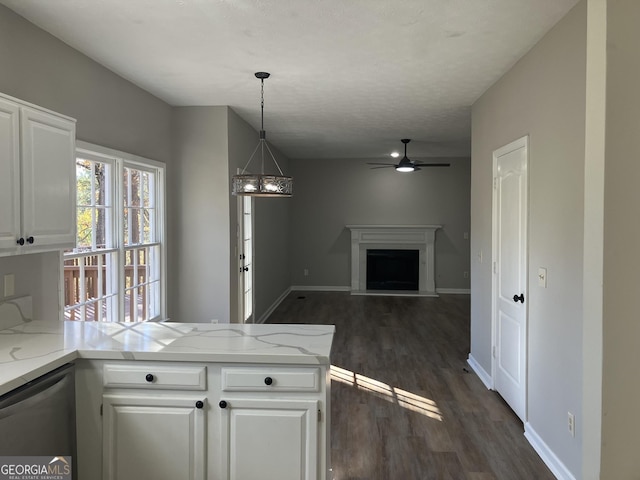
(238, 195, 254, 323)
(492, 136, 528, 421)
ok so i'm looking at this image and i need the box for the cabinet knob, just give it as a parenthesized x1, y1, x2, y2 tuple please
(219, 400, 227, 409)
(16, 238, 24, 246)
(145, 373, 154, 382)
(264, 376, 273, 386)
(26, 236, 34, 244)
(195, 400, 204, 409)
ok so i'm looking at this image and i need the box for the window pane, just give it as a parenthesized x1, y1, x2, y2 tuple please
(143, 208, 152, 243)
(63, 252, 117, 321)
(94, 207, 107, 249)
(125, 285, 147, 322)
(76, 159, 92, 206)
(76, 207, 93, 249)
(124, 168, 142, 207)
(142, 171, 151, 207)
(93, 163, 108, 206)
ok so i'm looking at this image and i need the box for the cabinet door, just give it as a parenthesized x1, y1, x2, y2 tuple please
(20, 106, 76, 248)
(220, 398, 319, 480)
(0, 98, 20, 251)
(103, 394, 207, 480)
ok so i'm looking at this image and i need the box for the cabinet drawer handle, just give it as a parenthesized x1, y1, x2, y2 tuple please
(264, 376, 273, 386)
(145, 374, 154, 383)
(26, 236, 34, 244)
(219, 400, 227, 409)
(195, 400, 204, 409)
(16, 238, 24, 246)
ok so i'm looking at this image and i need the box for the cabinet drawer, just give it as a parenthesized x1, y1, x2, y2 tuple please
(103, 364, 207, 390)
(221, 367, 320, 392)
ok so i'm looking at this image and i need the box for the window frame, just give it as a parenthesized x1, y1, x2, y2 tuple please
(61, 140, 166, 322)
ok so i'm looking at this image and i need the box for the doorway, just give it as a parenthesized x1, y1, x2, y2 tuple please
(238, 195, 254, 323)
(492, 136, 528, 421)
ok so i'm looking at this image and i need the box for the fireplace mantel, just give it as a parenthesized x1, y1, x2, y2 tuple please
(346, 225, 442, 296)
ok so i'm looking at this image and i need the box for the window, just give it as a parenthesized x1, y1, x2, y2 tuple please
(63, 142, 165, 322)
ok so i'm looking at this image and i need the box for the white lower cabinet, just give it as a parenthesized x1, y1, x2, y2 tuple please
(76, 360, 330, 480)
(220, 398, 318, 480)
(102, 394, 207, 480)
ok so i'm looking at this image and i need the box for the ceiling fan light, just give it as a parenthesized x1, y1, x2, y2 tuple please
(395, 165, 415, 173)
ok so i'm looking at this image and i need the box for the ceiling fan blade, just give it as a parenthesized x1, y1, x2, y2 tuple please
(413, 163, 451, 167)
(370, 165, 395, 169)
(366, 162, 396, 166)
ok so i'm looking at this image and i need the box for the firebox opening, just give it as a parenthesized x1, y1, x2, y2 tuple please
(366, 249, 419, 291)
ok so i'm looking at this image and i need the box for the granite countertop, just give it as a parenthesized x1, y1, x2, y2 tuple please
(0, 319, 335, 397)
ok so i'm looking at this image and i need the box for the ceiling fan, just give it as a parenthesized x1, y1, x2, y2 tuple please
(368, 139, 451, 172)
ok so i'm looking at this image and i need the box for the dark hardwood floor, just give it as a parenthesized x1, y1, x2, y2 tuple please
(267, 291, 554, 480)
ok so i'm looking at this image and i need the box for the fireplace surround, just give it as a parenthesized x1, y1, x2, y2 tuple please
(347, 225, 441, 296)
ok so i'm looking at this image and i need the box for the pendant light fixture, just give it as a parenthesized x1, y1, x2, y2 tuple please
(231, 72, 293, 197)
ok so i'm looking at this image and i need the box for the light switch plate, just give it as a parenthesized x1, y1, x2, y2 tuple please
(538, 268, 547, 288)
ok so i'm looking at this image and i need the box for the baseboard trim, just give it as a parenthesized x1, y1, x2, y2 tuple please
(290, 285, 351, 292)
(524, 423, 576, 480)
(467, 354, 493, 389)
(437, 288, 471, 294)
(256, 287, 292, 324)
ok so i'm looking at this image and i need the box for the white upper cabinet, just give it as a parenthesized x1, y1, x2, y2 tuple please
(0, 93, 76, 254)
(0, 98, 21, 251)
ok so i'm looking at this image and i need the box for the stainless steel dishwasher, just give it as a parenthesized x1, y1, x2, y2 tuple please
(0, 363, 77, 478)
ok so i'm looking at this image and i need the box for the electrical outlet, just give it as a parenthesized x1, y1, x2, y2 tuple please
(303, 268, 309, 276)
(463, 271, 469, 279)
(3, 274, 14, 297)
(568, 412, 575, 437)
(463, 232, 469, 240)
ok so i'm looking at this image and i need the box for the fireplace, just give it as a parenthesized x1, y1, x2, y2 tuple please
(366, 249, 419, 291)
(347, 225, 441, 296)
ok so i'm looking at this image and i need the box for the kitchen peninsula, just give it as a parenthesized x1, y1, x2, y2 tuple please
(0, 319, 335, 480)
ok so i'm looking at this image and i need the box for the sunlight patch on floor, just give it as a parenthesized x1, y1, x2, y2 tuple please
(330, 365, 443, 421)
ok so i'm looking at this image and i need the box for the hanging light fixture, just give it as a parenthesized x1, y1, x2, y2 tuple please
(231, 72, 293, 197)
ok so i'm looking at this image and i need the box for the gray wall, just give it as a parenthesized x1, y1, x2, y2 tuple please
(170, 107, 230, 323)
(471, 1, 586, 477)
(0, 4, 172, 320)
(601, 0, 640, 476)
(289, 157, 470, 290)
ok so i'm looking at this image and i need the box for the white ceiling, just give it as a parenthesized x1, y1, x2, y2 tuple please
(1, 0, 579, 160)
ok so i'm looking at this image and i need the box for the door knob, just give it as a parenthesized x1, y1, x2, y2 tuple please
(195, 400, 204, 409)
(26, 236, 34, 244)
(513, 293, 525, 303)
(241, 266, 249, 272)
(219, 400, 228, 409)
(16, 238, 24, 246)
(264, 376, 273, 386)
(145, 373, 154, 382)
